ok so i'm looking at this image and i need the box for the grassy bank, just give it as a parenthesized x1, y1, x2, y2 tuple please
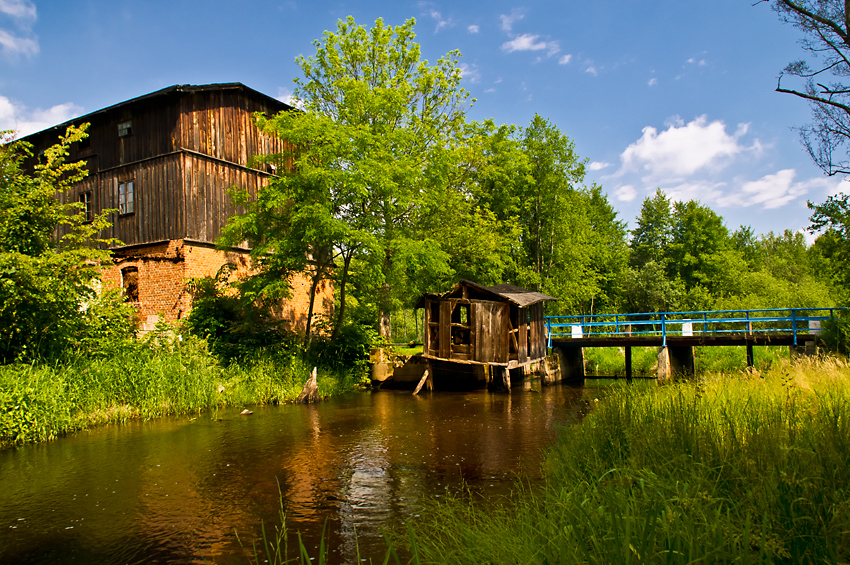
(585, 344, 789, 376)
(402, 357, 850, 563)
(0, 334, 364, 448)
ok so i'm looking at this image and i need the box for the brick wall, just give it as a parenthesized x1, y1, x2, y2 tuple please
(100, 239, 334, 333)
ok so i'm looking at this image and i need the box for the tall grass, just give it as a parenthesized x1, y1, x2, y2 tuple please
(0, 334, 363, 447)
(406, 357, 850, 563)
(585, 345, 787, 376)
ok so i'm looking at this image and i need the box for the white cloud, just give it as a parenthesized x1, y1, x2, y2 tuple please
(614, 185, 637, 202)
(585, 65, 598, 76)
(428, 9, 452, 31)
(459, 63, 481, 84)
(276, 87, 303, 109)
(502, 33, 548, 52)
(0, 28, 36, 57)
(0, 95, 82, 136)
(467, 24, 479, 33)
(0, 0, 36, 21)
(484, 87, 496, 93)
(617, 115, 759, 182)
(648, 77, 658, 86)
(500, 10, 523, 32)
(558, 54, 572, 65)
(589, 161, 611, 171)
(0, 0, 37, 59)
(715, 170, 845, 210)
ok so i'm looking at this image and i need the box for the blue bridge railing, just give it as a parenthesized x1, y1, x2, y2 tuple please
(545, 307, 845, 348)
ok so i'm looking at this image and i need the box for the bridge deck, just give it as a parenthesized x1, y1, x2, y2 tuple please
(550, 333, 801, 349)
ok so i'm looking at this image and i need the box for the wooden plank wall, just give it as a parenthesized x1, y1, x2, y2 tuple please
(178, 89, 289, 168)
(182, 154, 268, 243)
(472, 301, 509, 363)
(528, 303, 545, 359)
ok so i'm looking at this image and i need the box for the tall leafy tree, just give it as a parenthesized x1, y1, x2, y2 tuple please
(223, 17, 475, 338)
(0, 127, 132, 362)
(630, 189, 673, 269)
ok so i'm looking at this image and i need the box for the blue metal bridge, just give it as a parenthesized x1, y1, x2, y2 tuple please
(544, 307, 845, 378)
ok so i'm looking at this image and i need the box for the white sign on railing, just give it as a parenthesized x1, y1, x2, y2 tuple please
(571, 325, 583, 339)
(809, 320, 822, 335)
(682, 322, 693, 337)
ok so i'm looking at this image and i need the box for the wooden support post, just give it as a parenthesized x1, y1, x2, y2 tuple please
(503, 366, 511, 393)
(746, 342, 754, 368)
(412, 369, 430, 395)
(625, 346, 633, 384)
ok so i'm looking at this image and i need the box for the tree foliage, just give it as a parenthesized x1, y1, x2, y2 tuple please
(768, 0, 850, 176)
(0, 127, 134, 362)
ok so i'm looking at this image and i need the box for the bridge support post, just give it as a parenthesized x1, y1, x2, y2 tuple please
(553, 346, 584, 385)
(657, 346, 695, 382)
(625, 346, 633, 383)
(746, 342, 754, 368)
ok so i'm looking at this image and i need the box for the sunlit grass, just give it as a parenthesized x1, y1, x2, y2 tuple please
(403, 356, 850, 563)
(0, 335, 363, 447)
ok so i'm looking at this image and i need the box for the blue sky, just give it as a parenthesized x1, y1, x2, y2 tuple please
(1, 0, 846, 239)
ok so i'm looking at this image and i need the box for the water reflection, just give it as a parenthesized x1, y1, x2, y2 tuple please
(0, 384, 591, 564)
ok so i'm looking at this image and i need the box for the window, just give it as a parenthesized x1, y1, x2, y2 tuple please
(77, 136, 90, 151)
(121, 267, 139, 303)
(118, 120, 132, 137)
(119, 180, 134, 215)
(79, 191, 93, 222)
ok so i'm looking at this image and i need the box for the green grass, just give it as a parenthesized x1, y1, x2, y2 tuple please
(0, 334, 364, 448)
(585, 345, 788, 376)
(402, 356, 850, 563)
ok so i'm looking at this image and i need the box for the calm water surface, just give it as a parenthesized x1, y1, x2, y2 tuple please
(0, 384, 599, 564)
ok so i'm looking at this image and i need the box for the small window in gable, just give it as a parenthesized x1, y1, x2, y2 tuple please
(79, 191, 93, 223)
(118, 120, 133, 137)
(119, 180, 134, 215)
(121, 267, 139, 303)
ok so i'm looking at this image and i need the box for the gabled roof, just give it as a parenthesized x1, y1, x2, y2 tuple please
(20, 82, 293, 141)
(415, 280, 556, 308)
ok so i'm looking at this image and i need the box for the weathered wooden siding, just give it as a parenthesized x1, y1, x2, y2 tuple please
(182, 153, 268, 243)
(528, 303, 545, 360)
(472, 301, 509, 363)
(177, 89, 288, 168)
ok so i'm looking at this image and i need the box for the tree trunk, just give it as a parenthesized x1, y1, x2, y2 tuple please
(331, 250, 353, 340)
(304, 271, 321, 342)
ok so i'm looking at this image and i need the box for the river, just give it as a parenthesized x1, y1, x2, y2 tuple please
(0, 383, 602, 564)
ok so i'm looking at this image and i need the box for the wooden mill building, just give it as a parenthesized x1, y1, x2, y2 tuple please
(414, 280, 556, 387)
(20, 83, 333, 331)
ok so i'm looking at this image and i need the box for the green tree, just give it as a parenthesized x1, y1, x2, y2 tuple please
(667, 199, 730, 290)
(630, 189, 673, 269)
(0, 127, 133, 362)
(226, 17, 476, 339)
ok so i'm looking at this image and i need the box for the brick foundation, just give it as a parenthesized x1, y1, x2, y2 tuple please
(100, 239, 333, 333)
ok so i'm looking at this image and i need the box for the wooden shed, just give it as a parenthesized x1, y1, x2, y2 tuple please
(416, 280, 556, 371)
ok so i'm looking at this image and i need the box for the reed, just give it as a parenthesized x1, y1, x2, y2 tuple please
(406, 356, 850, 563)
(0, 335, 363, 447)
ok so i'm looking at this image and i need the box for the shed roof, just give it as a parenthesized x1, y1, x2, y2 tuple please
(415, 280, 556, 308)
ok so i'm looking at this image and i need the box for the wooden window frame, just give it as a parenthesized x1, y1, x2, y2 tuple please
(79, 191, 93, 223)
(119, 180, 134, 216)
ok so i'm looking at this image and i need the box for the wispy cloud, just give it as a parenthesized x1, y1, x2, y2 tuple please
(467, 24, 479, 33)
(558, 54, 572, 65)
(502, 33, 547, 52)
(500, 9, 523, 32)
(585, 65, 598, 76)
(648, 77, 658, 86)
(0, 95, 82, 136)
(459, 62, 481, 84)
(589, 161, 611, 171)
(0, 0, 37, 60)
